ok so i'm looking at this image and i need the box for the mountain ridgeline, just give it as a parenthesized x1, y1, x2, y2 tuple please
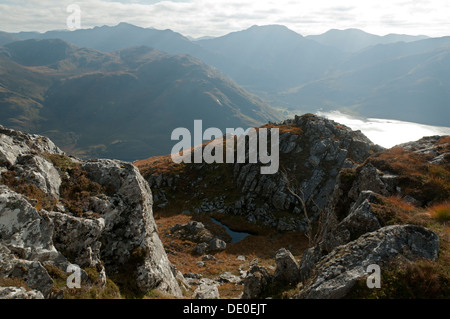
(0, 23, 449, 162)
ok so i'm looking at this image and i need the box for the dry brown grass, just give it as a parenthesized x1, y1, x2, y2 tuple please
(374, 195, 450, 228)
(368, 146, 427, 176)
(428, 201, 450, 223)
(154, 209, 309, 299)
(367, 144, 450, 205)
(135, 155, 186, 176)
(261, 124, 303, 136)
(0, 276, 32, 291)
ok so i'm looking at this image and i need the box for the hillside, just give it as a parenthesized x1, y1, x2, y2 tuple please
(0, 39, 282, 161)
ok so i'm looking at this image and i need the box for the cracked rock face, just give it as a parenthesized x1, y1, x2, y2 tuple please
(81, 159, 182, 296)
(0, 127, 182, 298)
(0, 186, 67, 267)
(43, 211, 104, 268)
(0, 126, 63, 168)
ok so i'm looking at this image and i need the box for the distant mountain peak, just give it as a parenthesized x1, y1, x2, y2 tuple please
(245, 24, 304, 37)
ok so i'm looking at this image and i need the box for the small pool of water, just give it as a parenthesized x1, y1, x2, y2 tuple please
(211, 218, 251, 244)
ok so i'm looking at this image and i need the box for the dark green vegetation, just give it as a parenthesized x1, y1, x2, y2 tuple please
(0, 38, 282, 161)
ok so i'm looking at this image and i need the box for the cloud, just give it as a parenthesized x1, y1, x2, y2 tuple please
(0, 0, 449, 38)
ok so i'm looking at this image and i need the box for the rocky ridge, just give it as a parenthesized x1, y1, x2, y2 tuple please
(137, 114, 383, 232)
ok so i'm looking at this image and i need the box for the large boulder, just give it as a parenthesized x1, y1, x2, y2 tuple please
(0, 125, 63, 168)
(242, 264, 272, 299)
(274, 248, 300, 285)
(297, 225, 440, 299)
(193, 279, 220, 299)
(80, 159, 182, 296)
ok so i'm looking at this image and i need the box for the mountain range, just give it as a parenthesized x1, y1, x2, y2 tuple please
(0, 38, 280, 161)
(0, 23, 449, 160)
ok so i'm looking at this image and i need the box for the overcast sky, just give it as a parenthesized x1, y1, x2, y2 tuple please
(1, 0, 449, 38)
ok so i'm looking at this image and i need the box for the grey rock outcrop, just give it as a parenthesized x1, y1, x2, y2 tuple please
(274, 248, 300, 285)
(81, 159, 181, 296)
(142, 114, 383, 232)
(297, 225, 439, 299)
(288, 135, 446, 299)
(193, 279, 220, 299)
(0, 125, 64, 168)
(0, 126, 182, 298)
(348, 163, 388, 201)
(43, 211, 104, 269)
(0, 186, 68, 268)
(171, 221, 227, 254)
(319, 191, 383, 254)
(13, 155, 62, 198)
(0, 243, 55, 298)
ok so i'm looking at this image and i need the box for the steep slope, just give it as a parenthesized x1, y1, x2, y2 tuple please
(0, 39, 282, 161)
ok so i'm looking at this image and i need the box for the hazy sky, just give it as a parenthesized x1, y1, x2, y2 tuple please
(1, 0, 450, 38)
